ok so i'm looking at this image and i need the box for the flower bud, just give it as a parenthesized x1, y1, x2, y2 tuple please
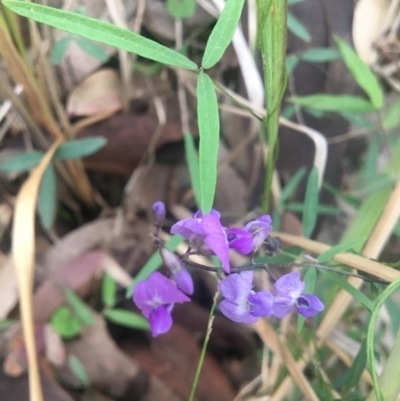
(152, 201, 166, 227)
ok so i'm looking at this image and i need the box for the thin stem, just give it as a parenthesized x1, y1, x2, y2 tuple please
(188, 289, 219, 401)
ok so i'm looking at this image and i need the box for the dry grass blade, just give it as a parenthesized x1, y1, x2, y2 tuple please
(11, 138, 62, 401)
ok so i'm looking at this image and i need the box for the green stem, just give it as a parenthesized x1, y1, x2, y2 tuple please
(188, 289, 219, 401)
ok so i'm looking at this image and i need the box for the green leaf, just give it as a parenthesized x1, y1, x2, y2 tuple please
(126, 234, 184, 297)
(54, 137, 107, 161)
(343, 340, 367, 392)
(68, 355, 90, 387)
(201, 0, 246, 69)
(196, 73, 219, 213)
(50, 37, 71, 65)
(0, 151, 44, 173)
(317, 238, 366, 263)
(167, 0, 196, 19)
(38, 164, 57, 228)
(367, 278, 400, 401)
(320, 270, 374, 311)
(279, 167, 306, 204)
(102, 273, 117, 307)
(50, 306, 82, 339)
(384, 97, 400, 130)
(285, 54, 299, 74)
(335, 36, 383, 110)
(301, 47, 341, 62)
(297, 268, 316, 332)
(184, 133, 201, 207)
(302, 167, 319, 238)
(63, 286, 94, 326)
(287, 12, 311, 43)
(285, 203, 342, 215)
(104, 309, 150, 330)
(0, 319, 15, 331)
(3, 0, 198, 70)
(358, 136, 379, 188)
(288, 0, 308, 4)
(385, 297, 400, 337)
(74, 37, 109, 62)
(290, 95, 376, 113)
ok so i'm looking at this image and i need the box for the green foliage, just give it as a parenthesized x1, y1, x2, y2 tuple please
(287, 12, 311, 42)
(101, 273, 117, 307)
(50, 306, 82, 339)
(302, 166, 319, 238)
(301, 47, 340, 62)
(291, 94, 376, 113)
(342, 340, 367, 394)
(74, 37, 108, 62)
(317, 238, 366, 263)
(0, 151, 44, 173)
(68, 355, 90, 387)
(279, 167, 306, 203)
(196, 73, 219, 213)
(201, 0, 246, 69)
(104, 309, 150, 330)
(50, 37, 71, 64)
(335, 36, 383, 110)
(3, 0, 197, 70)
(167, 0, 196, 19)
(63, 286, 94, 326)
(54, 137, 107, 161)
(184, 133, 201, 207)
(384, 97, 400, 130)
(0, 319, 15, 331)
(38, 165, 57, 228)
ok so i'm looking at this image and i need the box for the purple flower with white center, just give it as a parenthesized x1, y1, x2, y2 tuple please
(272, 272, 324, 318)
(219, 271, 274, 324)
(152, 201, 166, 227)
(244, 215, 273, 252)
(133, 272, 190, 337)
(227, 228, 254, 254)
(160, 247, 194, 295)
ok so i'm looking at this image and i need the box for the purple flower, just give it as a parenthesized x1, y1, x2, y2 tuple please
(243, 215, 273, 252)
(152, 201, 166, 227)
(171, 210, 231, 273)
(133, 272, 190, 337)
(160, 248, 194, 295)
(219, 271, 274, 324)
(227, 228, 254, 254)
(272, 272, 324, 318)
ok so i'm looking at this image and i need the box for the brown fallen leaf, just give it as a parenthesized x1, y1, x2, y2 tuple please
(67, 69, 122, 117)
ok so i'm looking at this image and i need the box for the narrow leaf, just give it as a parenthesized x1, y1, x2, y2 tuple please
(343, 340, 367, 392)
(0, 319, 15, 331)
(3, 0, 198, 70)
(335, 36, 383, 109)
(317, 238, 366, 263)
(297, 268, 316, 332)
(184, 132, 201, 207)
(50, 37, 71, 65)
(50, 306, 82, 339)
(68, 355, 90, 387)
(102, 273, 117, 307)
(196, 73, 219, 213)
(320, 270, 374, 311)
(167, 0, 196, 19)
(202, 0, 246, 69)
(54, 137, 107, 161)
(301, 47, 341, 62)
(291, 94, 376, 113)
(38, 164, 57, 228)
(0, 151, 44, 173)
(104, 309, 150, 330)
(279, 167, 306, 203)
(287, 12, 311, 43)
(302, 166, 319, 238)
(63, 287, 94, 326)
(384, 97, 400, 130)
(285, 203, 342, 215)
(74, 37, 109, 62)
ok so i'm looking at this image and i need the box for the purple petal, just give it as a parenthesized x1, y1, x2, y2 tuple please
(170, 217, 204, 240)
(249, 291, 274, 317)
(194, 209, 221, 219)
(272, 296, 295, 318)
(297, 294, 324, 317)
(172, 268, 194, 295)
(244, 217, 273, 250)
(202, 215, 230, 273)
(227, 228, 254, 254)
(219, 272, 253, 302)
(148, 305, 173, 337)
(152, 201, 166, 226)
(219, 299, 258, 324)
(258, 215, 272, 224)
(274, 272, 305, 300)
(160, 248, 181, 274)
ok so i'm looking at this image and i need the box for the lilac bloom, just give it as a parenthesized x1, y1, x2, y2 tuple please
(219, 271, 274, 324)
(152, 201, 166, 227)
(244, 215, 273, 252)
(227, 228, 254, 254)
(160, 248, 194, 295)
(133, 272, 190, 337)
(201, 214, 231, 273)
(170, 209, 220, 252)
(272, 272, 324, 318)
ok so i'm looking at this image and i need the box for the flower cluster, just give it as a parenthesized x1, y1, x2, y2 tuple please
(133, 202, 324, 337)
